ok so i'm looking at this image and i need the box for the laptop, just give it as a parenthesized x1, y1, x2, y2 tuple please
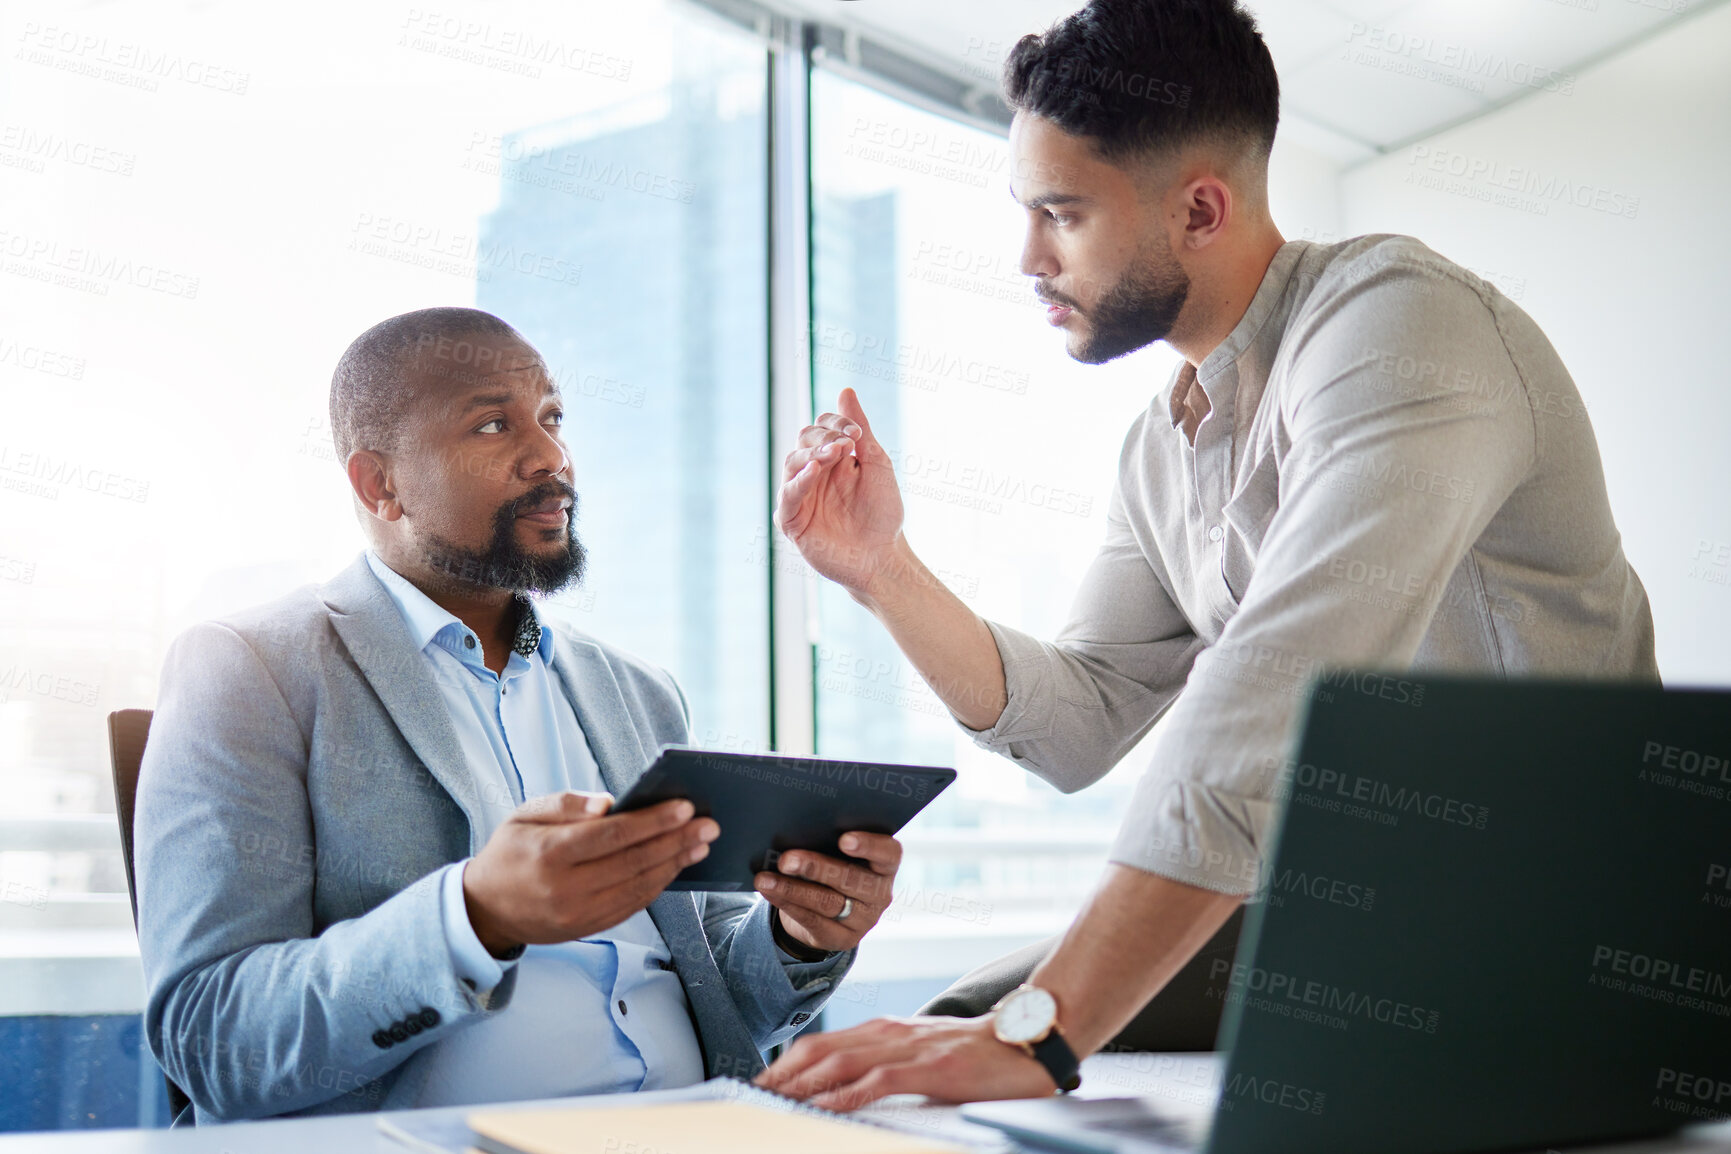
(964, 676, 1731, 1154)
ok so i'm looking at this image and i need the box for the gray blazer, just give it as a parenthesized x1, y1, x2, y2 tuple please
(134, 556, 847, 1124)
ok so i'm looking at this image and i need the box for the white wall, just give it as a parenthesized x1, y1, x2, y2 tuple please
(1338, 3, 1731, 686)
(1268, 120, 1349, 244)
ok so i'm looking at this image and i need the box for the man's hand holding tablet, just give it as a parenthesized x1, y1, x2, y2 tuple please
(460, 789, 720, 959)
(613, 748, 957, 958)
(754, 830, 902, 954)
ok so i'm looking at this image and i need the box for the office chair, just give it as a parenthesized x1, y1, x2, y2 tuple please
(106, 709, 194, 1122)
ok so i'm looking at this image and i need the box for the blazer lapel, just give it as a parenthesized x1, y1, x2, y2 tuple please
(548, 632, 764, 1076)
(547, 636, 655, 797)
(320, 556, 486, 853)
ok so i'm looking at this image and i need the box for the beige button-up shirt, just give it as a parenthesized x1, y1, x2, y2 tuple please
(966, 235, 1657, 894)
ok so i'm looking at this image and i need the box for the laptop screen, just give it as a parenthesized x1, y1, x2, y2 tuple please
(1206, 676, 1731, 1154)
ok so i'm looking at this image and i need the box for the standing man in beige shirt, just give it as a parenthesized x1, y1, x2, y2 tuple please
(757, 0, 1656, 1109)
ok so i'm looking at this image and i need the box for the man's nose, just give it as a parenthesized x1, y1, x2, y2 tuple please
(523, 424, 570, 479)
(1019, 221, 1057, 279)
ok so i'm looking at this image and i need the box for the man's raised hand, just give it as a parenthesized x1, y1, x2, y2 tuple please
(774, 388, 906, 598)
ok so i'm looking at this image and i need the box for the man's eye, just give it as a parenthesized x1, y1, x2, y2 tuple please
(545, 410, 564, 427)
(1046, 209, 1072, 226)
(477, 418, 504, 434)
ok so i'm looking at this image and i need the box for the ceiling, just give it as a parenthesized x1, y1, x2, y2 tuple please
(765, 0, 1709, 164)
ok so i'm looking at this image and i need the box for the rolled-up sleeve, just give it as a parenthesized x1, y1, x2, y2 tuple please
(963, 471, 1207, 794)
(1106, 262, 1537, 893)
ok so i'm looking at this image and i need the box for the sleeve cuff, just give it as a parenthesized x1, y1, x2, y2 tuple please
(958, 619, 1058, 746)
(774, 943, 842, 971)
(439, 860, 512, 993)
(769, 907, 837, 965)
(753, 901, 851, 992)
(1106, 776, 1274, 896)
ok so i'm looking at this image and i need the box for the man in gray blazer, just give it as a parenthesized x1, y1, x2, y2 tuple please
(134, 307, 901, 1124)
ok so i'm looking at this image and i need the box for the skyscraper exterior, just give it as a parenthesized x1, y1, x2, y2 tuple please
(477, 76, 770, 748)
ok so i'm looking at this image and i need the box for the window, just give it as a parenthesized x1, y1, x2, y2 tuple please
(471, 25, 772, 752)
(2, 0, 1181, 1128)
(1, 0, 768, 1129)
(807, 70, 1181, 1023)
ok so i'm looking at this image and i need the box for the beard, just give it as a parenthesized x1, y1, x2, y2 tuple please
(1048, 240, 1191, 366)
(420, 479, 588, 595)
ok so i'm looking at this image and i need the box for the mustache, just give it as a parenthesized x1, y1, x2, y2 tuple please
(1036, 284, 1082, 311)
(502, 478, 578, 519)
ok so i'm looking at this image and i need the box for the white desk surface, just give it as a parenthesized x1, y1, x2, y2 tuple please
(3, 1054, 1728, 1153)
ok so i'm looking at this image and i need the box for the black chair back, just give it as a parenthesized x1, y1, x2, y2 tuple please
(106, 709, 194, 1121)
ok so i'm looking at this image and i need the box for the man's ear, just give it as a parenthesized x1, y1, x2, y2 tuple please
(346, 450, 402, 522)
(1177, 174, 1232, 252)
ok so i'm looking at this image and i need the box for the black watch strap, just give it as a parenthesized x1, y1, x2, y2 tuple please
(1028, 1029, 1082, 1093)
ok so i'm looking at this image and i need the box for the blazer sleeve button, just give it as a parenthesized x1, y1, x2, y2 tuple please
(372, 1030, 393, 1050)
(388, 1023, 410, 1044)
(418, 1007, 443, 1030)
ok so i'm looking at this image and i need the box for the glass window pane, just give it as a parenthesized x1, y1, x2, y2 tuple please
(1, 1, 766, 1129)
(474, 36, 770, 750)
(809, 69, 1184, 1014)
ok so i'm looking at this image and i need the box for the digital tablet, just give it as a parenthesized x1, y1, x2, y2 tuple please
(612, 747, 956, 891)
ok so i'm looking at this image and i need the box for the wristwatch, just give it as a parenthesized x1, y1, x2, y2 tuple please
(989, 984, 1082, 1092)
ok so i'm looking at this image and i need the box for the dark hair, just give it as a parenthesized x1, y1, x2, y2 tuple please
(1004, 0, 1279, 163)
(328, 307, 530, 462)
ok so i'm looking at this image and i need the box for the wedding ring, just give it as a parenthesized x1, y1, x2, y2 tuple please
(835, 897, 855, 922)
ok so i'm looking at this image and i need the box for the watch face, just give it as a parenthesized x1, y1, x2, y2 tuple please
(994, 986, 1058, 1044)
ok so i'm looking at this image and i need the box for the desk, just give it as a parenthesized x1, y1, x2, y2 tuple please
(3, 1055, 1728, 1153)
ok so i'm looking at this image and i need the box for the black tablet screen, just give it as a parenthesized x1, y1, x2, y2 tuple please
(613, 747, 956, 891)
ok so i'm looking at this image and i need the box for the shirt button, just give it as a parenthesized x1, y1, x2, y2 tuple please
(617, 999, 628, 1016)
(1208, 525, 1225, 543)
(464, 636, 476, 649)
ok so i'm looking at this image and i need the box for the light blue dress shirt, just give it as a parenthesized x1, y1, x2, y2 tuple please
(364, 553, 709, 1106)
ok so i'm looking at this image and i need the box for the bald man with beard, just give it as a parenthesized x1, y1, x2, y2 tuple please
(133, 308, 903, 1124)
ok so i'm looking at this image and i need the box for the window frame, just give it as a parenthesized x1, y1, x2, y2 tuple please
(684, 0, 1019, 756)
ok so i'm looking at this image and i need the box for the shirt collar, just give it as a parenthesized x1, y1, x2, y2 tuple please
(1167, 238, 1310, 435)
(364, 551, 555, 664)
(1198, 239, 1307, 383)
